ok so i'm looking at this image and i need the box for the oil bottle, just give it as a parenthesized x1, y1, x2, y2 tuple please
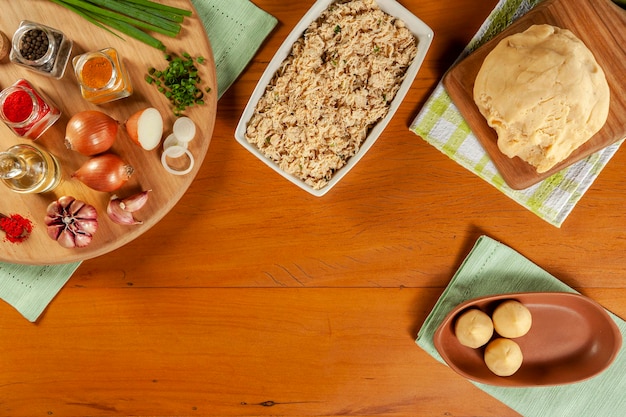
(0, 143, 61, 193)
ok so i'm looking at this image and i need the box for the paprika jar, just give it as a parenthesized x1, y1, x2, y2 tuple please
(9, 20, 73, 79)
(73, 48, 133, 104)
(0, 79, 62, 140)
(0, 143, 61, 193)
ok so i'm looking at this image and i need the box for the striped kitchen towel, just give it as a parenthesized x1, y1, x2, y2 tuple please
(409, 0, 623, 227)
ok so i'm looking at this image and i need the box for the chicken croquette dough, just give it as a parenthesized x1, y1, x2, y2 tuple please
(473, 24, 610, 173)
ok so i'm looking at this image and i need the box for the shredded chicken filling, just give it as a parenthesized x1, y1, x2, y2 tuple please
(245, 0, 418, 189)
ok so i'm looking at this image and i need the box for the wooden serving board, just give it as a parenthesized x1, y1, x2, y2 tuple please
(0, 0, 217, 265)
(443, 0, 626, 190)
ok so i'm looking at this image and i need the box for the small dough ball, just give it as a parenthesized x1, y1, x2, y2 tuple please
(492, 300, 532, 338)
(454, 309, 494, 348)
(484, 338, 523, 377)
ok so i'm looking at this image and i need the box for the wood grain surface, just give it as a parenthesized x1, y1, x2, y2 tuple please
(1, 1, 626, 416)
(444, 0, 626, 189)
(0, 0, 217, 265)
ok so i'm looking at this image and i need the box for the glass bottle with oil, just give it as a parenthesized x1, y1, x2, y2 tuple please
(0, 143, 61, 193)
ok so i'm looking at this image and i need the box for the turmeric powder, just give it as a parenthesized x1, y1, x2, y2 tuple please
(73, 48, 132, 104)
(80, 55, 113, 89)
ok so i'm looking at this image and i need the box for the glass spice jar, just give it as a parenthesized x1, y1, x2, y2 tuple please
(9, 20, 73, 79)
(0, 79, 62, 139)
(0, 143, 61, 193)
(73, 48, 133, 104)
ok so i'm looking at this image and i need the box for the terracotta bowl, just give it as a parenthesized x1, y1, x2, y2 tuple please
(434, 292, 623, 386)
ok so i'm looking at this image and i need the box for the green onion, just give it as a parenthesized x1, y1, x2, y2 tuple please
(121, 0, 193, 17)
(82, 0, 182, 35)
(47, 0, 117, 37)
(47, 0, 193, 50)
(146, 52, 211, 115)
(89, 12, 166, 50)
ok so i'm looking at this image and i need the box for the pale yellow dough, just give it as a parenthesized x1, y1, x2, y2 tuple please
(473, 24, 610, 173)
(492, 300, 532, 338)
(454, 309, 494, 348)
(484, 338, 523, 377)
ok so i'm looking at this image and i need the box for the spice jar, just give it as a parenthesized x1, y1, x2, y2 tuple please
(73, 48, 133, 104)
(0, 79, 61, 139)
(9, 20, 73, 79)
(0, 143, 61, 193)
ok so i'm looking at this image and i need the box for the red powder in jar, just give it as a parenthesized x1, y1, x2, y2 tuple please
(0, 213, 33, 244)
(2, 89, 33, 123)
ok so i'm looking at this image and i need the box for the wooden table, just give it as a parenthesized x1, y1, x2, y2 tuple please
(2, 1, 626, 416)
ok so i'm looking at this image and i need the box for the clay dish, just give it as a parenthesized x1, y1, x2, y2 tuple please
(433, 292, 622, 386)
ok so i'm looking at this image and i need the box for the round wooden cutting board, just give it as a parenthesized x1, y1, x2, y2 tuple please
(0, 0, 217, 265)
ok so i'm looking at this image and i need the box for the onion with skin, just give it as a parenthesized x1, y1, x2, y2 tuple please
(65, 110, 119, 156)
(44, 196, 98, 248)
(72, 153, 134, 192)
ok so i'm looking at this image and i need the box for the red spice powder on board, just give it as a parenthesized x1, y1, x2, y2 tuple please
(0, 213, 33, 244)
(2, 89, 33, 123)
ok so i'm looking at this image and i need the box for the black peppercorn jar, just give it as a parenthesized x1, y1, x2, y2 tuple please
(9, 20, 73, 79)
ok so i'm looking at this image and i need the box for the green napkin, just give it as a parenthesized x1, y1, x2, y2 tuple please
(0, 0, 277, 322)
(409, 0, 623, 228)
(191, 0, 278, 98)
(416, 235, 626, 417)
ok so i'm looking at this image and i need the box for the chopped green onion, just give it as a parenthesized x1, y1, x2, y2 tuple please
(146, 52, 212, 115)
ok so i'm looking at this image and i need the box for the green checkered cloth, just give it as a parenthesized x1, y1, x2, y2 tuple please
(409, 0, 623, 228)
(416, 235, 626, 417)
(1, 0, 276, 322)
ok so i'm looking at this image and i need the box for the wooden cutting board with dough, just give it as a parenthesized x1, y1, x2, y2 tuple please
(443, 0, 626, 190)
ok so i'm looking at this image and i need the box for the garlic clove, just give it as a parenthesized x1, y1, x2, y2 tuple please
(107, 196, 143, 225)
(120, 190, 151, 212)
(57, 229, 78, 249)
(75, 219, 99, 235)
(74, 232, 94, 248)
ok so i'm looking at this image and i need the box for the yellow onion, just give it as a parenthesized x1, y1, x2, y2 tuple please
(65, 110, 119, 156)
(72, 153, 134, 192)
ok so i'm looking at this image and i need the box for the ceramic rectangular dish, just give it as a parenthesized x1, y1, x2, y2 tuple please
(235, 0, 433, 196)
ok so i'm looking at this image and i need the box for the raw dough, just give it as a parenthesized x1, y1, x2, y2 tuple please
(492, 300, 532, 338)
(484, 338, 523, 377)
(473, 24, 610, 173)
(454, 308, 494, 348)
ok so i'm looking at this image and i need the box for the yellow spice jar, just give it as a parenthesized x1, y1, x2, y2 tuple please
(73, 48, 132, 104)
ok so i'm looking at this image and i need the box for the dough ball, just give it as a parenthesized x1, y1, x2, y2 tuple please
(484, 338, 523, 377)
(454, 309, 494, 348)
(492, 300, 532, 338)
(473, 24, 610, 173)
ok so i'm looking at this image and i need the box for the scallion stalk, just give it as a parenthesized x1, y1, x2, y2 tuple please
(88, 12, 166, 50)
(47, 0, 118, 37)
(47, 0, 193, 50)
(120, 0, 193, 17)
(56, 0, 180, 37)
(81, 0, 182, 35)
